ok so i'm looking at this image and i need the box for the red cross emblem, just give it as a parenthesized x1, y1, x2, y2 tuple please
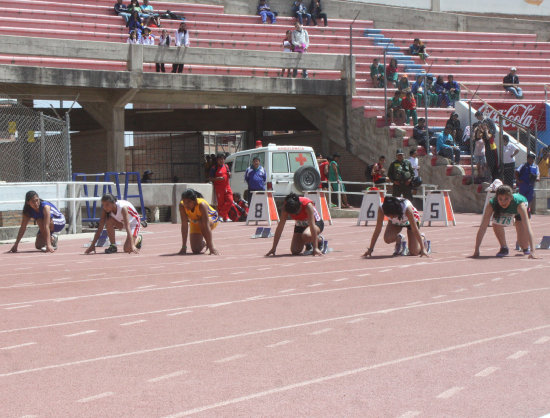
(295, 153, 307, 166)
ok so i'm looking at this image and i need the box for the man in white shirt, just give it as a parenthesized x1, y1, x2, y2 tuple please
(502, 134, 519, 187)
(140, 27, 155, 45)
(408, 149, 419, 177)
(172, 22, 190, 73)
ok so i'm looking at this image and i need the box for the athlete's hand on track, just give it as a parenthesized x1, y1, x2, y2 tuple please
(209, 248, 220, 255)
(528, 252, 538, 259)
(84, 245, 96, 255)
(45, 245, 56, 253)
(265, 248, 276, 257)
(363, 248, 373, 258)
(178, 247, 187, 255)
(472, 249, 480, 258)
(313, 248, 322, 256)
(129, 245, 139, 254)
(8, 245, 18, 253)
(420, 249, 430, 257)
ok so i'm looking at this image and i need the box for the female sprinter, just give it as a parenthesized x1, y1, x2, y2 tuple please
(474, 185, 536, 258)
(178, 189, 220, 255)
(85, 194, 142, 254)
(266, 193, 326, 257)
(9, 191, 66, 253)
(363, 196, 429, 257)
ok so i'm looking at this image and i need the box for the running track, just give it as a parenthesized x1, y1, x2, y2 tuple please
(1, 214, 549, 417)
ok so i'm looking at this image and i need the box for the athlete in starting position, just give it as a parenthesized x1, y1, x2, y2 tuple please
(178, 189, 220, 255)
(266, 193, 326, 256)
(363, 196, 429, 257)
(85, 194, 142, 254)
(9, 191, 66, 253)
(474, 185, 536, 258)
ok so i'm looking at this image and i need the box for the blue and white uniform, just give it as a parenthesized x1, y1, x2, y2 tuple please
(27, 201, 66, 232)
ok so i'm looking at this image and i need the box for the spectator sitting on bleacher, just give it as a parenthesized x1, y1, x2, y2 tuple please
(172, 22, 190, 74)
(127, 30, 139, 44)
(425, 75, 438, 108)
(291, 22, 309, 78)
(156, 29, 170, 73)
(370, 58, 385, 88)
(436, 124, 460, 164)
(114, 0, 131, 24)
(371, 156, 387, 184)
(413, 118, 433, 153)
(128, 0, 147, 19)
(140, 27, 155, 45)
(293, 0, 311, 26)
(309, 0, 327, 26)
(401, 91, 418, 126)
(434, 75, 448, 107)
(386, 58, 398, 88)
(141, 0, 161, 27)
(257, 0, 277, 24)
(444, 75, 460, 107)
(397, 74, 410, 93)
(127, 11, 143, 39)
(503, 67, 523, 99)
(388, 90, 405, 126)
(409, 38, 429, 60)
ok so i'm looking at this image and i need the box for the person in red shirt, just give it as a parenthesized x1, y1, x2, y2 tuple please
(401, 91, 418, 126)
(318, 155, 329, 189)
(266, 193, 326, 256)
(371, 155, 387, 184)
(209, 153, 233, 222)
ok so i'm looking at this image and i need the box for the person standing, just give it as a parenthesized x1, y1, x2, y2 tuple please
(172, 22, 189, 74)
(480, 122, 499, 181)
(244, 156, 267, 203)
(388, 149, 415, 201)
(328, 153, 350, 208)
(291, 22, 309, 79)
(537, 146, 550, 178)
(156, 29, 170, 73)
(503, 67, 523, 99)
(209, 153, 233, 222)
(515, 152, 539, 211)
(502, 135, 519, 187)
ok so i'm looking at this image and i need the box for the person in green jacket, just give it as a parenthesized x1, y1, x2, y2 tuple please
(370, 58, 385, 88)
(328, 154, 351, 208)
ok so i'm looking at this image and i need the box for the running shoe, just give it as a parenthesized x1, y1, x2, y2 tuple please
(523, 248, 531, 256)
(496, 247, 509, 257)
(321, 240, 329, 254)
(421, 233, 431, 255)
(105, 244, 118, 254)
(317, 235, 325, 250)
(303, 242, 314, 255)
(515, 242, 521, 251)
(135, 234, 143, 249)
(393, 234, 406, 256)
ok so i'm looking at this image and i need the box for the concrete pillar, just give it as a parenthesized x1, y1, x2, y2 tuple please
(431, 0, 440, 11)
(457, 14, 467, 32)
(81, 102, 126, 172)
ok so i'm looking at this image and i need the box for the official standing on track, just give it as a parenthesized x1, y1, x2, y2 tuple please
(244, 156, 266, 203)
(209, 153, 233, 222)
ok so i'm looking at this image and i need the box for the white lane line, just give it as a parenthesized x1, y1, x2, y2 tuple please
(65, 330, 97, 338)
(76, 392, 114, 403)
(358, 273, 370, 277)
(333, 278, 349, 282)
(14, 267, 32, 270)
(53, 278, 73, 282)
(136, 285, 156, 289)
(171, 280, 190, 284)
(303, 260, 318, 264)
(347, 318, 365, 324)
(507, 350, 529, 360)
(534, 336, 550, 345)
(167, 310, 192, 317)
(278, 289, 295, 293)
(508, 273, 518, 276)
(1, 342, 36, 350)
(214, 354, 246, 364)
(451, 288, 467, 293)
(475, 366, 499, 377)
(309, 328, 332, 335)
(204, 275, 219, 279)
(147, 370, 187, 383)
(473, 283, 485, 287)
(406, 301, 423, 306)
(307, 283, 324, 287)
(230, 271, 246, 275)
(4, 305, 33, 310)
(20, 415, 38, 418)
(436, 386, 464, 399)
(398, 411, 421, 418)
(120, 320, 147, 326)
(208, 302, 233, 308)
(380, 269, 392, 273)
(88, 273, 106, 277)
(4, 293, 550, 379)
(266, 340, 292, 348)
(491, 277, 503, 282)
(10, 282, 35, 287)
(246, 295, 266, 300)
(257, 267, 271, 271)
(431, 295, 446, 299)
(48, 264, 64, 267)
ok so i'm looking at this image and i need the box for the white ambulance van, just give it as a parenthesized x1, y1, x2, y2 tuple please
(225, 144, 321, 199)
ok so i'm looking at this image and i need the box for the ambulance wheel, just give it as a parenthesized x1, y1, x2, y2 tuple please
(294, 166, 321, 192)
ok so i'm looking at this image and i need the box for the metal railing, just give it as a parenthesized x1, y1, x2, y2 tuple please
(544, 84, 550, 102)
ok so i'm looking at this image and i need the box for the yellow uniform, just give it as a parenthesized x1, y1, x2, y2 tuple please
(538, 156, 549, 177)
(181, 198, 219, 234)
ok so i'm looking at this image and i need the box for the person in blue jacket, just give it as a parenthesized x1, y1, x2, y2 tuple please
(244, 156, 267, 202)
(515, 152, 540, 211)
(436, 124, 461, 164)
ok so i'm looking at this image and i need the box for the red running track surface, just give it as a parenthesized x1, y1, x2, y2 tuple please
(1, 214, 549, 417)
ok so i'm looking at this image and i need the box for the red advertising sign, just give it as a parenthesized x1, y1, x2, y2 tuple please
(478, 102, 546, 131)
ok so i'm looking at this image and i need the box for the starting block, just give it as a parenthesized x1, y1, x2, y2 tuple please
(537, 236, 550, 249)
(83, 230, 120, 248)
(304, 191, 332, 225)
(357, 190, 385, 226)
(251, 227, 273, 239)
(246, 192, 279, 225)
(421, 190, 456, 226)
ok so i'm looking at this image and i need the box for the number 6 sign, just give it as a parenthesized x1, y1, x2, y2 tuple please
(421, 190, 456, 226)
(357, 190, 385, 226)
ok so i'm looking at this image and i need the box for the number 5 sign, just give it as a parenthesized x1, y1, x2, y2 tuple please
(421, 190, 456, 226)
(246, 191, 280, 225)
(357, 190, 385, 226)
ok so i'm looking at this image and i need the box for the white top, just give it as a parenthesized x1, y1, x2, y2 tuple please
(291, 28, 309, 49)
(503, 142, 519, 164)
(382, 199, 421, 227)
(283, 40, 292, 53)
(174, 29, 190, 47)
(474, 139, 485, 157)
(140, 34, 155, 45)
(109, 200, 140, 225)
(408, 156, 419, 177)
(158, 34, 170, 46)
(127, 38, 138, 44)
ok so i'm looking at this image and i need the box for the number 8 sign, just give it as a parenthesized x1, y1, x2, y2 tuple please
(246, 192, 280, 225)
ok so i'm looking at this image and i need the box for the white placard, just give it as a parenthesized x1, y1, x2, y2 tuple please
(421, 191, 456, 226)
(246, 192, 279, 225)
(357, 190, 383, 226)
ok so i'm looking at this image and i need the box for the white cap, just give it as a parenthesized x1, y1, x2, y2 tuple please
(510, 67, 517, 71)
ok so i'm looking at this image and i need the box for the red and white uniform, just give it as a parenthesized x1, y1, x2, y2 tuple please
(383, 198, 420, 227)
(211, 164, 233, 221)
(290, 197, 321, 226)
(110, 200, 141, 237)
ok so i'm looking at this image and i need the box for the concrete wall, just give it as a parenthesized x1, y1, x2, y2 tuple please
(71, 129, 108, 174)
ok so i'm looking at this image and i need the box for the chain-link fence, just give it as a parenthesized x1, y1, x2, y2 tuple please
(0, 98, 71, 182)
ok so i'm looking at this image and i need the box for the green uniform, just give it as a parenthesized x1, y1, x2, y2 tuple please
(490, 193, 528, 226)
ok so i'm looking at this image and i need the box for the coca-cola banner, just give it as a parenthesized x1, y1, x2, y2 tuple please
(478, 103, 546, 131)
